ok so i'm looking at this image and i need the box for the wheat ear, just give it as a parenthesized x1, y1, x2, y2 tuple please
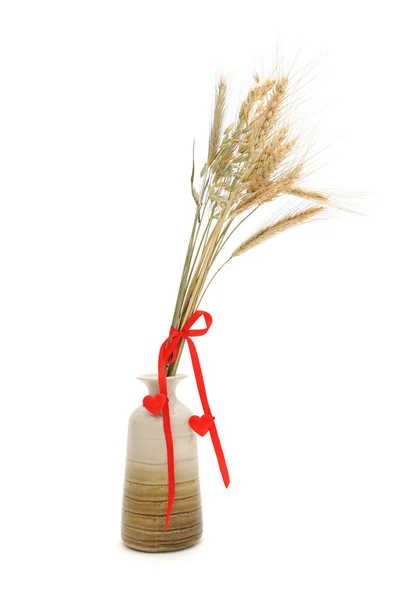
(231, 204, 326, 258)
(289, 188, 331, 205)
(208, 76, 227, 165)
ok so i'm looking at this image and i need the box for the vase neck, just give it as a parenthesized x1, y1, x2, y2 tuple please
(137, 374, 187, 402)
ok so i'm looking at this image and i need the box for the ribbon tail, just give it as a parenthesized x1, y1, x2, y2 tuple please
(210, 427, 230, 488)
(162, 402, 175, 530)
(186, 337, 230, 488)
(158, 340, 175, 530)
(186, 338, 211, 414)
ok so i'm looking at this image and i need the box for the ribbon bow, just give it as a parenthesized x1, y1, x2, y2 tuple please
(143, 310, 230, 530)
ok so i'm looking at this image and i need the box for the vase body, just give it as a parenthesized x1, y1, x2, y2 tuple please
(121, 374, 203, 552)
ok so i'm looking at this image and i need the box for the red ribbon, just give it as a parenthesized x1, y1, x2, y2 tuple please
(145, 310, 230, 530)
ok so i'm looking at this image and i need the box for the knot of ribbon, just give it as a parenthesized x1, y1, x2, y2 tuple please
(143, 310, 230, 530)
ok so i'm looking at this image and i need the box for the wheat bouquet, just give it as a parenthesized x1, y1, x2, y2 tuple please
(121, 70, 337, 552)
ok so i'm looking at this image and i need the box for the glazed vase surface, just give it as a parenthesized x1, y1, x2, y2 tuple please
(121, 374, 203, 552)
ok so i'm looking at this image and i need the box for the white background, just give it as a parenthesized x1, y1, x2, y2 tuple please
(1, 1, 398, 599)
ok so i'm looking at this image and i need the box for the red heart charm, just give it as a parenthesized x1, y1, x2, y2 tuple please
(143, 393, 167, 416)
(189, 414, 215, 437)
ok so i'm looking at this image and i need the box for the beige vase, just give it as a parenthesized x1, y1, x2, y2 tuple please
(121, 374, 203, 552)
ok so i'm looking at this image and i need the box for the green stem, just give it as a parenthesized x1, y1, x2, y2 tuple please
(167, 169, 212, 376)
(196, 258, 231, 308)
(170, 209, 200, 331)
(186, 205, 215, 287)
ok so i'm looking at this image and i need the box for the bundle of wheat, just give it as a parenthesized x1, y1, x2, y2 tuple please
(167, 71, 335, 375)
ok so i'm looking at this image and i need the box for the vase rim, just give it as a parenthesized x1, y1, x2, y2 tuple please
(137, 373, 187, 382)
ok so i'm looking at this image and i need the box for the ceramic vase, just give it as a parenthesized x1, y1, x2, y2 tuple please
(121, 374, 203, 552)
